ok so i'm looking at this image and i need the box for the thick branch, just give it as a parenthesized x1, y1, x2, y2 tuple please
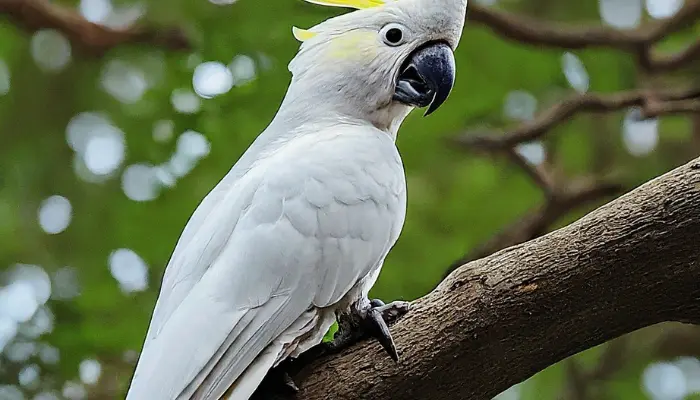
(0, 0, 191, 55)
(294, 156, 700, 400)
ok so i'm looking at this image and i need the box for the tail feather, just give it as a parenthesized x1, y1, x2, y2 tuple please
(223, 343, 283, 400)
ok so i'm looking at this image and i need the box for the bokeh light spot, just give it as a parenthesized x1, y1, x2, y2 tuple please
(108, 249, 149, 293)
(30, 30, 72, 72)
(38, 195, 72, 234)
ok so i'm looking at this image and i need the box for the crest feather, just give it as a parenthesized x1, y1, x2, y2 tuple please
(302, 0, 386, 9)
(292, 26, 318, 42)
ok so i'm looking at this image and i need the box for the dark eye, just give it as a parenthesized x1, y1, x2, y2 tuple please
(385, 28, 403, 44)
(381, 23, 407, 46)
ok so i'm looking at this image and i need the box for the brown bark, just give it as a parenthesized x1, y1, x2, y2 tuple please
(293, 156, 700, 400)
(0, 0, 191, 55)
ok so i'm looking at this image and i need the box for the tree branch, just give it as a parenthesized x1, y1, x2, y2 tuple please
(0, 0, 192, 55)
(467, 1, 700, 72)
(453, 86, 700, 151)
(293, 156, 700, 400)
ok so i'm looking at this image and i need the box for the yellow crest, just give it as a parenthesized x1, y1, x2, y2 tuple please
(292, 27, 318, 42)
(302, 0, 386, 9)
(293, 0, 390, 42)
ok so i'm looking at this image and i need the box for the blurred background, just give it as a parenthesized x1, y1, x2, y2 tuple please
(0, 0, 699, 398)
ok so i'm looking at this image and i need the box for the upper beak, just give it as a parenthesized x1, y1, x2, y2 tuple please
(392, 42, 456, 116)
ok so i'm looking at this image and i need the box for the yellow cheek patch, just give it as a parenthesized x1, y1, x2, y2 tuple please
(292, 27, 318, 42)
(303, 0, 386, 9)
(326, 31, 378, 60)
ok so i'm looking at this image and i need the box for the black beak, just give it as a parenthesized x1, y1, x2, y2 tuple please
(392, 42, 456, 116)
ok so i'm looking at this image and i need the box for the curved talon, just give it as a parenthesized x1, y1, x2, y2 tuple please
(365, 307, 399, 361)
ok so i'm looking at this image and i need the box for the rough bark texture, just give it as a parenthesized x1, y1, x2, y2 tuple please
(292, 156, 700, 400)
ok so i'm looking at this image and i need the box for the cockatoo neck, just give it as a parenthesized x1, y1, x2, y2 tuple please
(269, 77, 413, 139)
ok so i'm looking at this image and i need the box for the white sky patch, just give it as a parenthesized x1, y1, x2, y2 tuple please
(101, 59, 148, 104)
(0, 317, 18, 352)
(79, 359, 102, 385)
(561, 52, 590, 93)
(515, 142, 546, 166)
(63, 381, 87, 400)
(5, 340, 36, 363)
(599, 0, 642, 29)
(121, 164, 160, 202)
(177, 130, 211, 160)
(230, 55, 257, 86)
(643, 361, 688, 400)
(38, 195, 72, 234)
(193, 61, 234, 98)
(171, 88, 201, 114)
(623, 107, 658, 156)
(6, 264, 52, 305)
(0, 282, 39, 323)
(18, 364, 40, 389)
(503, 90, 537, 121)
(108, 249, 149, 293)
(79, 0, 113, 23)
(31, 30, 72, 72)
(38, 343, 60, 365)
(645, 0, 683, 19)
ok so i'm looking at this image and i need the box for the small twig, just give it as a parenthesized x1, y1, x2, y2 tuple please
(639, 40, 700, 72)
(452, 87, 700, 151)
(0, 0, 192, 55)
(644, 98, 700, 118)
(505, 147, 554, 195)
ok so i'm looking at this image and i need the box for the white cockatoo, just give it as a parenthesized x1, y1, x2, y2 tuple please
(126, 0, 468, 398)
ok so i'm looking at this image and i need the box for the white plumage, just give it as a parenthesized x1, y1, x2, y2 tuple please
(127, 124, 405, 400)
(126, 0, 468, 398)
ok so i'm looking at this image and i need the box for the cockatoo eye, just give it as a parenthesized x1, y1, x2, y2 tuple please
(380, 23, 406, 46)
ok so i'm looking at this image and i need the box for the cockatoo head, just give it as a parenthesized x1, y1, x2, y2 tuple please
(288, 0, 468, 131)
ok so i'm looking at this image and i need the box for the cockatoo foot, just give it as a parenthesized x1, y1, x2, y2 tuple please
(359, 299, 410, 361)
(323, 298, 410, 361)
(271, 300, 410, 394)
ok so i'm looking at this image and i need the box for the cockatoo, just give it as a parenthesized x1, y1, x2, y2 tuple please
(126, 0, 468, 398)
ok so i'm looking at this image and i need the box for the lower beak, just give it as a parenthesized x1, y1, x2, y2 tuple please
(392, 42, 456, 116)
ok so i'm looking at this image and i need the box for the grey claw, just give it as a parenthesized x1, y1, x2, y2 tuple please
(370, 298, 386, 308)
(365, 307, 399, 361)
(375, 300, 410, 325)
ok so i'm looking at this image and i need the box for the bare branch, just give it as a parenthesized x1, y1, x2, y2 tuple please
(0, 0, 192, 55)
(294, 156, 700, 400)
(453, 86, 700, 151)
(505, 147, 554, 194)
(468, 1, 700, 72)
(639, 40, 700, 72)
